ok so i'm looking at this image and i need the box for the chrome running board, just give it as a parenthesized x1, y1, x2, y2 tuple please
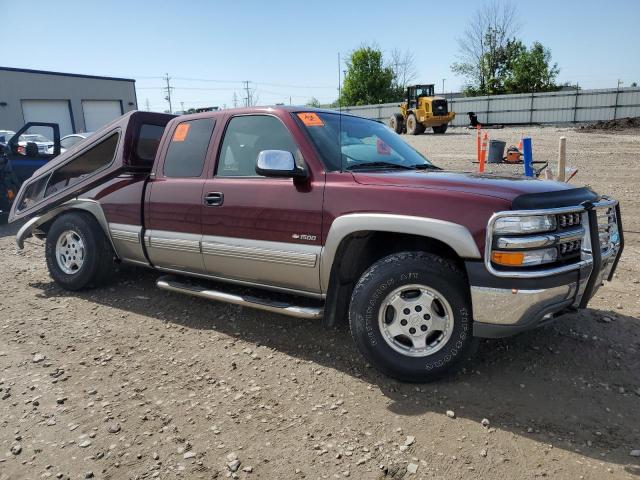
(156, 275, 323, 320)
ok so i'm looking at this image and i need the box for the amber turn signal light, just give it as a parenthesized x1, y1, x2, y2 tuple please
(491, 251, 525, 266)
(6, 189, 15, 200)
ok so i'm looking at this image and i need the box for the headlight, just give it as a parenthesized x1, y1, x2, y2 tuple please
(493, 215, 556, 234)
(491, 248, 558, 267)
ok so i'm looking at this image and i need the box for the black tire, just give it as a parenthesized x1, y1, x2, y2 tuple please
(432, 124, 448, 134)
(349, 251, 476, 382)
(389, 114, 404, 134)
(405, 113, 422, 135)
(45, 212, 115, 291)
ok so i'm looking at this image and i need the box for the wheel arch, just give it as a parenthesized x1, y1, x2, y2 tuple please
(16, 199, 118, 258)
(320, 214, 481, 327)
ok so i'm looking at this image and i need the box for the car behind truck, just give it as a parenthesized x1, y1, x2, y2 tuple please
(8, 108, 623, 381)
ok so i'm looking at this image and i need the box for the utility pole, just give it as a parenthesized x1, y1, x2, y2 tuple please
(145, 98, 150, 111)
(163, 73, 173, 113)
(180, 101, 185, 113)
(243, 81, 251, 107)
(232, 92, 238, 108)
(289, 96, 292, 106)
(442, 78, 446, 95)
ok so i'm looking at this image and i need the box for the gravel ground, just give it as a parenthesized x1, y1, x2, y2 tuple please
(1, 125, 639, 480)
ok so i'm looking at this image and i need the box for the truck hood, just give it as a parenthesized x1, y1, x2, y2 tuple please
(352, 170, 581, 203)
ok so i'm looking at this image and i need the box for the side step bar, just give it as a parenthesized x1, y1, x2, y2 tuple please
(156, 275, 323, 320)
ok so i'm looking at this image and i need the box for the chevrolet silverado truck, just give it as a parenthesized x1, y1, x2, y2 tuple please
(8, 108, 624, 381)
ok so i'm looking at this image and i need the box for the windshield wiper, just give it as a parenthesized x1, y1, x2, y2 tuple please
(346, 161, 414, 171)
(409, 163, 441, 170)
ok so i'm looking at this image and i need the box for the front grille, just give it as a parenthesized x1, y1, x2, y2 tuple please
(557, 212, 582, 230)
(432, 99, 448, 116)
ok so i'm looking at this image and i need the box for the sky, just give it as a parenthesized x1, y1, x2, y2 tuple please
(3, 0, 640, 112)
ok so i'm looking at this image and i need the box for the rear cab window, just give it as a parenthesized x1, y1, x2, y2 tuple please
(17, 132, 120, 211)
(163, 118, 215, 178)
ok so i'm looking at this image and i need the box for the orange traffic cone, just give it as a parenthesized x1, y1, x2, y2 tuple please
(479, 132, 489, 172)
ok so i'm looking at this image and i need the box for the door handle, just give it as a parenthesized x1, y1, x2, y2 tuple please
(204, 192, 224, 206)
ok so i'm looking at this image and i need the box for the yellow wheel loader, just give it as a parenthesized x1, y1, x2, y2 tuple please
(389, 84, 455, 135)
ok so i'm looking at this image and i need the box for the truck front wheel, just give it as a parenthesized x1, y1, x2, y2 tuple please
(349, 251, 476, 382)
(45, 212, 115, 291)
(406, 114, 424, 135)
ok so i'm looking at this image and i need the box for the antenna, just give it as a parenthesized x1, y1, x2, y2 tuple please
(338, 52, 343, 172)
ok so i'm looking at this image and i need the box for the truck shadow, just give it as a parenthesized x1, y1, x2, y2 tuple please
(30, 267, 640, 470)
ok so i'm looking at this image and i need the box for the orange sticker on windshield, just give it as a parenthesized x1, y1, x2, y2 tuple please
(173, 123, 190, 142)
(297, 112, 324, 127)
(377, 138, 391, 155)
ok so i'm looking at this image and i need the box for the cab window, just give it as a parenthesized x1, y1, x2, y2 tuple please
(217, 115, 297, 177)
(163, 118, 215, 178)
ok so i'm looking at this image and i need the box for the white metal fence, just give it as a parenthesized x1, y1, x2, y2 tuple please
(333, 87, 640, 127)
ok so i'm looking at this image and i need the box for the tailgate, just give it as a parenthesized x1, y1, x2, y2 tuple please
(8, 111, 175, 223)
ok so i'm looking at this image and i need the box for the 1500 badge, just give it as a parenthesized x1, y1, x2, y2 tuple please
(292, 233, 316, 241)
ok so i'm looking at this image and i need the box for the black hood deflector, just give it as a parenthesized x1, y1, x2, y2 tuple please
(512, 186, 599, 210)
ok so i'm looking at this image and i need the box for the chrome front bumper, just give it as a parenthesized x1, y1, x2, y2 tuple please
(471, 199, 623, 338)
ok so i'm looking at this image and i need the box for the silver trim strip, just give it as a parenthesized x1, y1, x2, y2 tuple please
(155, 265, 325, 299)
(495, 227, 584, 249)
(201, 241, 317, 268)
(156, 276, 324, 317)
(146, 236, 201, 253)
(110, 227, 140, 244)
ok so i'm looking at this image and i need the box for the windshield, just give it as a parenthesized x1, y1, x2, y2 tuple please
(298, 112, 436, 172)
(416, 86, 434, 97)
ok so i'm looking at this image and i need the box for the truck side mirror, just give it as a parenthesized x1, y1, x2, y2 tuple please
(255, 150, 307, 179)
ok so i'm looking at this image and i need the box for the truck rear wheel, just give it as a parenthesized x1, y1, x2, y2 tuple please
(389, 114, 404, 134)
(406, 114, 423, 135)
(349, 251, 476, 382)
(432, 124, 448, 134)
(45, 212, 115, 291)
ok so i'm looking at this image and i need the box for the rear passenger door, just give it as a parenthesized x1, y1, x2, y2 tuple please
(144, 117, 216, 274)
(200, 113, 324, 295)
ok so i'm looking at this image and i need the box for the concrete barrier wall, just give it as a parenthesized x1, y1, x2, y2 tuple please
(332, 87, 640, 126)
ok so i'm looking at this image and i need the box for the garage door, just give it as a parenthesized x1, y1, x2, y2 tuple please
(82, 100, 123, 132)
(22, 100, 74, 137)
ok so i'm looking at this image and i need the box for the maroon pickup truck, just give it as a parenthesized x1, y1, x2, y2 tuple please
(9, 108, 623, 381)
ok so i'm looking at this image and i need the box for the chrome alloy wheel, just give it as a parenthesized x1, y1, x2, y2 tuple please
(55, 230, 85, 274)
(378, 284, 454, 357)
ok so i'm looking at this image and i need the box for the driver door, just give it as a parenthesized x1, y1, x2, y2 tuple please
(200, 113, 324, 295)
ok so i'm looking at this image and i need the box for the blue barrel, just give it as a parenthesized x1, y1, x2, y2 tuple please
(522, 137, 534, 177)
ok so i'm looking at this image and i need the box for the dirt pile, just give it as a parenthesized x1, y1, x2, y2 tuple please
(579, 117, 640, 132)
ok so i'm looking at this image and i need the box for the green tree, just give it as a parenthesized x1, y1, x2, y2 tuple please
(340, 45, 395, 106)
(452, 1, 520, 95)
(306, 97, 321, 108)
(502, 42, 559, 93)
